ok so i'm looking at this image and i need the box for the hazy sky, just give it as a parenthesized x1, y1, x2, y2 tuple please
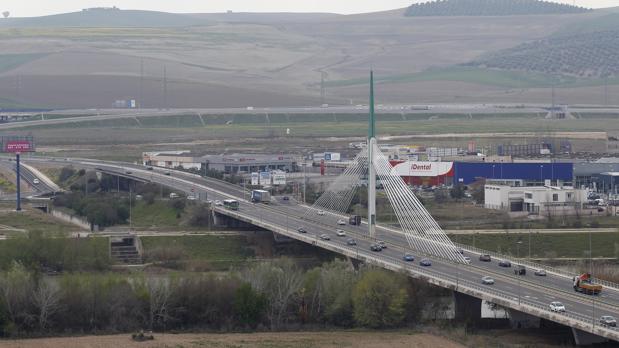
(2, 0, 618, 17)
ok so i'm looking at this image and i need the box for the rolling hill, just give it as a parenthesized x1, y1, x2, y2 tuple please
(463, 30, 619, 78)
(0, 8, 207, 28)
(405, 0, 591, 16)
(0, 6, 617, 109)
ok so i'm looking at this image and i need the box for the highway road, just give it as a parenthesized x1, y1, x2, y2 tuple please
(2, 104, 619, 130)
(13, 155, 619, 342)
(0, 158, 57, 197)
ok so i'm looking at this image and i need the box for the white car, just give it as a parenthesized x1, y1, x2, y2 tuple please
(481, 276, 495, 285)
(33, 178, 40, 184)
(336, 229, 346, 237)
(463, 256, 471, 263)
(549, 301, 566, 312)
(214, 200, 223, 206)
(317, 210, 325, 216)
(337, 219, 346, 225)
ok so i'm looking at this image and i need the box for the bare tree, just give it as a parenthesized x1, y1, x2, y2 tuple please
(0, 262, 35, 330)
(32, 280, 61, 331)
(146, 277, 172, 331)
(245, 259, 303, 329)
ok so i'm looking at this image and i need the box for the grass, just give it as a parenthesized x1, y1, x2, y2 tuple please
(130, 200, 183, 229)
(0, 206, 82, 235)
(0, 53, 48, 73)
(141, 235, 255, 269)
(19, 117, 619, 145)
(451, 231, 619, 259)
(326, 66, 619, 89)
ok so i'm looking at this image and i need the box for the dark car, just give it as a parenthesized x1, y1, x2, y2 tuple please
(282, 196, 290, 201)
(403, 253, 415, 262)
(498, 260, 512, 268)
(479, 254, 491, 262)
(370, 244, 382, 252)
(164, 171, 171, 176)
(600, 315, 617, 327)
(347, 239, 357, 246)
(377, 240, 387, 249)
(319, 234, 331, 241)
(146, 166, 153, 170)
(297, 228, 307, 234)
(125, 171, 133, 175)
(419, 259, 432, 267)
(514, 265, 526, 275)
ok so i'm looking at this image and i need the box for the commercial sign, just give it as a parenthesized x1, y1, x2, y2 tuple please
(391, 161, 454, 177)
(250, 172, 259, 186)
(259, 171, 271, 185)
(1, 136, 35, 153)
(272, 173, 286, 185)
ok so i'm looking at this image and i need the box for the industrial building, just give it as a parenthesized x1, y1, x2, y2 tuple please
(389, 160, 572, 186)
(143, 152, 298, 174)
(572, 160, 619, 192)
(142, 151, 201, 169)
(592, 172, 619, 195)
(484, 185, 586, 216)
(201, 154, 297, 174)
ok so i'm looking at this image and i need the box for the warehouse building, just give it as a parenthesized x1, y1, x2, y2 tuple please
(142, 151, 201, 169)
(143, 152, 298, 173)
(389, 160, 572, 187)
(572, 160, 619, 191)
(201, 154, 298, 174)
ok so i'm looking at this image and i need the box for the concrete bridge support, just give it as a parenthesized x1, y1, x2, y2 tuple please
(453, 291, 482, 322)
(507, 309, 541, 329)
(571, 328, 608, 346)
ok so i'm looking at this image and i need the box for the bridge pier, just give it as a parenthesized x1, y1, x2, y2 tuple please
(571, 328, 608, 346)
(453, 291, 481, 322)
(507, 309, 541, 329)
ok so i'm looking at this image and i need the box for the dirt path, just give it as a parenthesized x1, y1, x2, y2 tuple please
(0, 331, 465, 348)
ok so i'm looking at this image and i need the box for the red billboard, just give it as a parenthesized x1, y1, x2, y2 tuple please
(5, 141, 33, 153)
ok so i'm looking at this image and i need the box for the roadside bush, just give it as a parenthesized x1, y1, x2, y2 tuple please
(352, 269, 408, 328)
(234, 283, 267, 329)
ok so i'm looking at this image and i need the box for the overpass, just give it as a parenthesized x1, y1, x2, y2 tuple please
(12, 154, 619, 344)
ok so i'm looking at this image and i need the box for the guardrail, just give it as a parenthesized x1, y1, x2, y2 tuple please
(452, 241, 619, 292)
(220, 205, 619, 341)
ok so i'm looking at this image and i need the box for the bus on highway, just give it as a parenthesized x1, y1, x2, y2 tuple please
(223, 199, 239, 210)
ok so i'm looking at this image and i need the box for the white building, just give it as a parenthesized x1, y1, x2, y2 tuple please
(142, 151, 201, 170)
(484, 185, 586, 216)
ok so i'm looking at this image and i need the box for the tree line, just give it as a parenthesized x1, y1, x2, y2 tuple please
(0, 259, 444, 337)
(464, 30, 619, 78)
(406, 0, 590, 17)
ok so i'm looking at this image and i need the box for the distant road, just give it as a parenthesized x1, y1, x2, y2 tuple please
(446, 228, 618, 235)
(1, 103, 619, 130)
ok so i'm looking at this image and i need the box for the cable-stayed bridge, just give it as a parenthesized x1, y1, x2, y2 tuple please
(5, 73, 619, 345)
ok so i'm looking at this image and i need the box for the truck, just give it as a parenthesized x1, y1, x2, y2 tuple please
(251, 189, 271, 204)
(573, 273, 602, 295)
(349, 215, 361, 225)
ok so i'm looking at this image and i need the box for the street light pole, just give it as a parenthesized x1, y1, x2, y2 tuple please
(517, 240, 522, 305)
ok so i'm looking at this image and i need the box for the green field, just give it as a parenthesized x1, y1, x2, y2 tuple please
(327, 67, 619, 89)
(130, 200, 183, 229)
(0, 53, 48, 73)
(141, 235, 255, 269)
(452, 232, 619, 259)
(18, 115, 619, 143)
(0, 206, 82, 235)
